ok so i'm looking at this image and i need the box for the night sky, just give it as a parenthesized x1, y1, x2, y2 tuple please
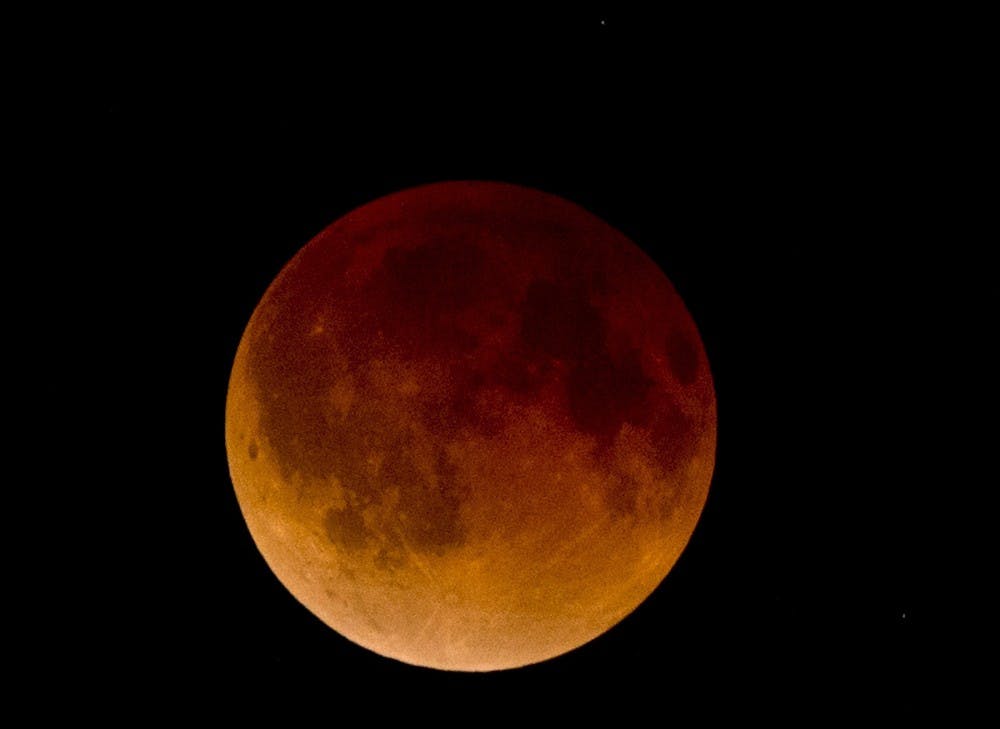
(71, 11, 943, 713)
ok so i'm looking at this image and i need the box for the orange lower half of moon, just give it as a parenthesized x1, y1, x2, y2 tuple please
(225, 181, 716, 671)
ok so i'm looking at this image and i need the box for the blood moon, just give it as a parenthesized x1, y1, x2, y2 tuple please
(225, 181, 716, 671)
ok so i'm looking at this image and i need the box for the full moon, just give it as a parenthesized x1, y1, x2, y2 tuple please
(225, 181, 716, 671)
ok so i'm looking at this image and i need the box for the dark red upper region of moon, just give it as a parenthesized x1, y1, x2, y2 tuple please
(225, 181, 716, 670)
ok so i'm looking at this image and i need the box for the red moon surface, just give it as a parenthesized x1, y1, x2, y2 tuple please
(225, 181, 716, 671)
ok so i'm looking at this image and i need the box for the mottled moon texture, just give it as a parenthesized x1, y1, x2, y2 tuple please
(225, 181, 716, 671)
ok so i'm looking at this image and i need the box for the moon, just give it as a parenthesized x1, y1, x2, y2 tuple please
(225, 181, 716, 671)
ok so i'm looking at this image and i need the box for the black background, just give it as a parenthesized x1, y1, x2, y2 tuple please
(70, 10, 952, 713)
